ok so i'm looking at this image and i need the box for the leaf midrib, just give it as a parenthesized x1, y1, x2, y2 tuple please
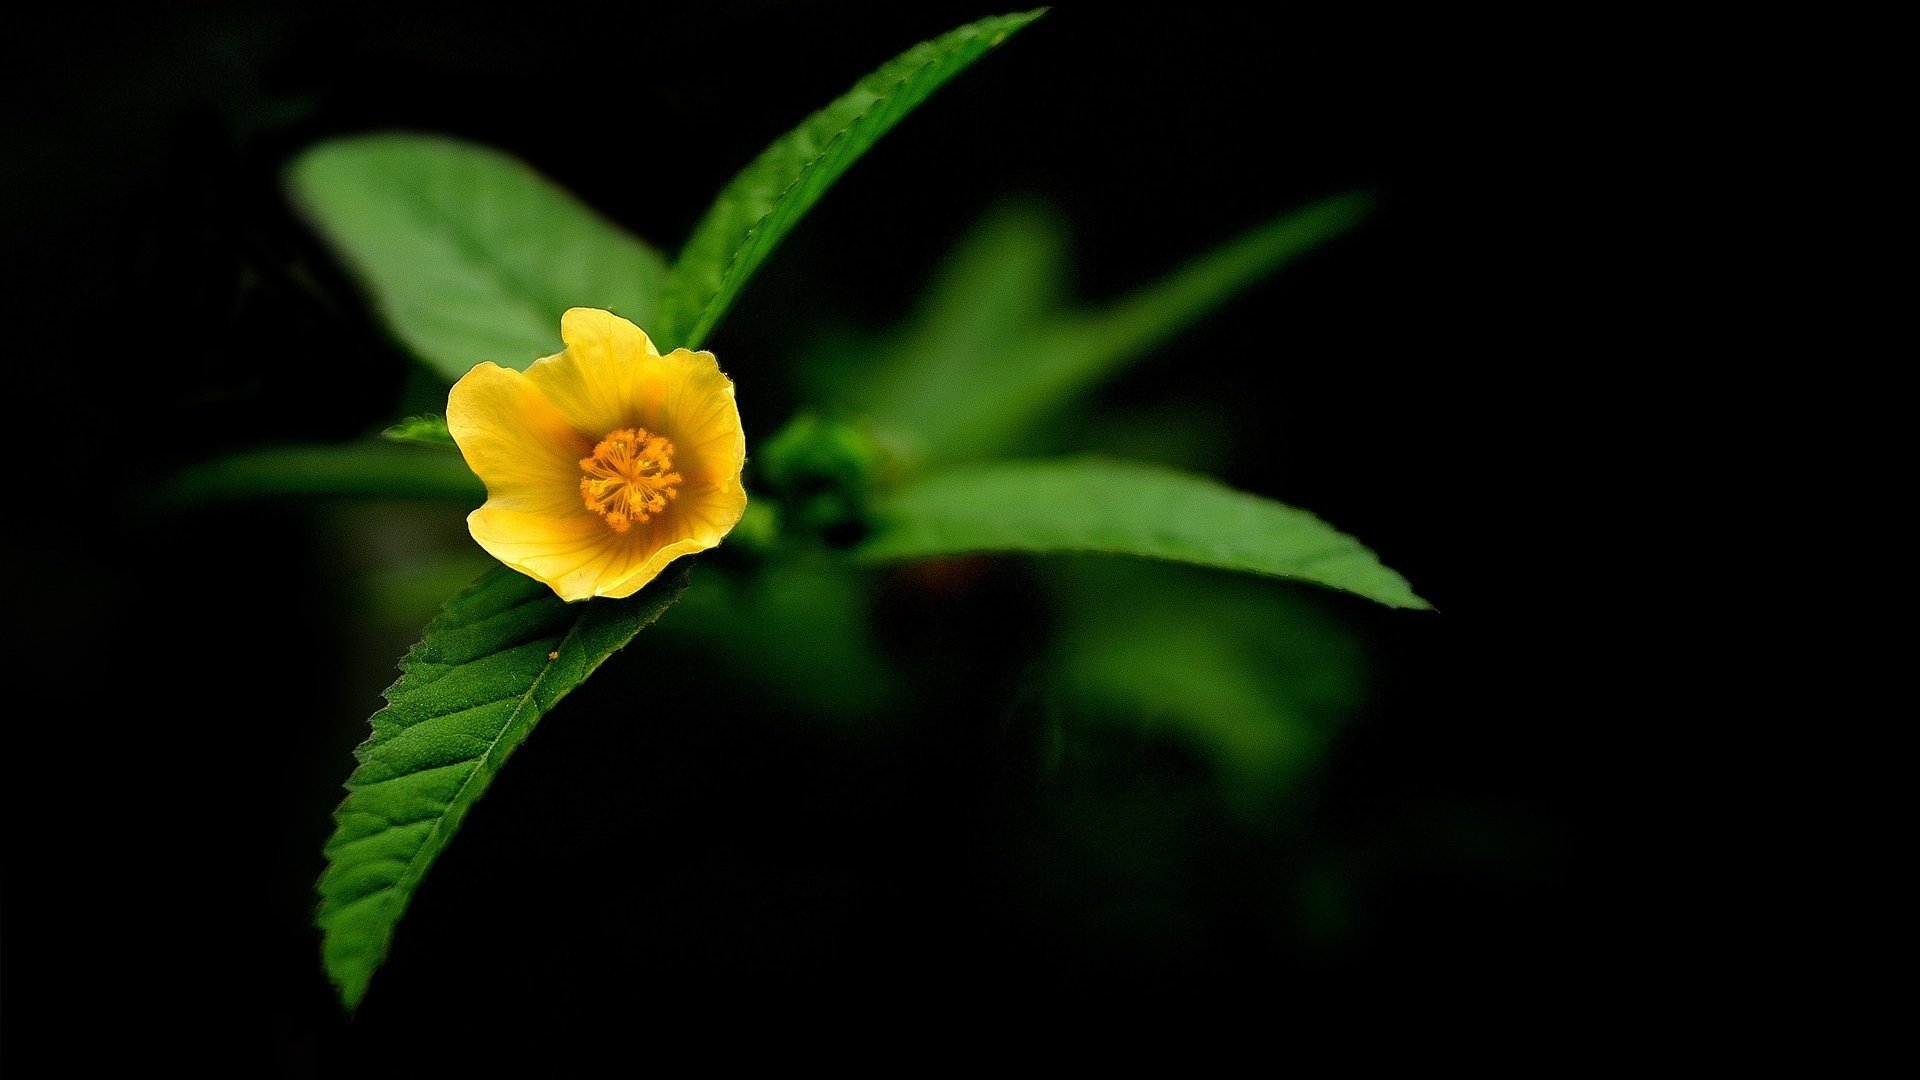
(374, 600, 588, 949)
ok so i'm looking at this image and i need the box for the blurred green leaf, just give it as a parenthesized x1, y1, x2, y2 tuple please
(861, 458, 1427, 609)
(853, 199, 1066, 415)
(660, 559, 897, 715)
(654, 9, 1046, 350)
(1063, 402, 1236, 473)
(290, 134, 669, 381)
(163, 444, 484, 504)
(382, 414, 454, 447)
(317, 567, 688, 1011)
(1048, 558, 1366, 804)
(861, 193, 1370, 467)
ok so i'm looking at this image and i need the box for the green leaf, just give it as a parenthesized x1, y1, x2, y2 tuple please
(659, 558, 898, 716)
(1047, 558, 1366, 806)
(852, 199, 1066, 422)
(655, 9, 1046, 350)
(317, 567, 689, 1011)
(162, 444, 483, 504)
(862, 193, 1370, 467)
(289, 134, 670, 381)
(860, 459, 1428, 609)
(382, 414, 454, 447)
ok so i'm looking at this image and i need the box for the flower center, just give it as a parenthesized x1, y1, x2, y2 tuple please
(579, 428, 682, 533)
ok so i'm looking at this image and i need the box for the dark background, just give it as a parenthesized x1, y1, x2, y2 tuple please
(2, 0, 1604, 1067)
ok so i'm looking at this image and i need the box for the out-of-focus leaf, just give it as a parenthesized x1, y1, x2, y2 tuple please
(360, 550, 501, 638)
(163, 444, 484, 505)
(320, 506, 497, 707)
(861, 193, 1371, 467)
(854, 200, 1067, 415)
(382, 414, 454, 447)
(654, 10, 1046, 350)
(289, 134, 669, 381)
(860, 458, 1427, 609)
(660, 558, 897, 715)
(1047, 558, 1366, 804)
(317, 567, 688, 1011)
(1063, 403, 1236, 474)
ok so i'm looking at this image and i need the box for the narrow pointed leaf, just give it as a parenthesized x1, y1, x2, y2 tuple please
(656, 9, 1046, 350)
(382, 414, 455, 447)
(316, 567, 689, 1011)
(290, 134, 669, 381)
(163, 444, 483, 504)
(864, 193, 1371, 466)
(860, 459, 1427, 609)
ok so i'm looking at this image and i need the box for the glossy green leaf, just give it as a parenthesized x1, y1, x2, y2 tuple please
(1048, 558, 1366, 804)
(290, 134, 669, 381)
(861, 459, 1427, 609)
(317, 567, 688, 1011)
(862, 193, 1370, 467)
(655, 9, 1046, 350)
(163, 444, 483, 504)
(382, 414, 454, 447)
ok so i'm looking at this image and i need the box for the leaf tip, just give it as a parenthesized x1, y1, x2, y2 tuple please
(335, 975, 370, 1018)
(319, 913, 377, 1015)
(1375, 573, 1434, 611)
(1010, 8, 1050, 33)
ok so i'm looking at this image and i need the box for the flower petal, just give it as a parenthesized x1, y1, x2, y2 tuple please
(446, 361, 589, 516)
(467, 506, 629, 602)
(452, 309, 748, 602)
(649, 348, 748, 488)
(596, 477, 750, 599)
(524, 307, 661, 436)
(471, 478, 746, 601)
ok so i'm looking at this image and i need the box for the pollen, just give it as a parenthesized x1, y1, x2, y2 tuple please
(579, 427, 683, 532)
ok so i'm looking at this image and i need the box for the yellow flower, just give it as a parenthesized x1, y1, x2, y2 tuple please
(447, 308, 747, 601)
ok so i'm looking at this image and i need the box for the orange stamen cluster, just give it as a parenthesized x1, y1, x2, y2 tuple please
(579, 427, 682, 532)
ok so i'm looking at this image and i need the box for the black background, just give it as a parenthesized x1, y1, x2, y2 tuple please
(2, 0, 1608, 1067)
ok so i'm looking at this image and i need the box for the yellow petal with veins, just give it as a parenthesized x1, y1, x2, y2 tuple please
(646, 347, 748, 488)
(445, 362, 588, 516)
(525, 307, 661, 438)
